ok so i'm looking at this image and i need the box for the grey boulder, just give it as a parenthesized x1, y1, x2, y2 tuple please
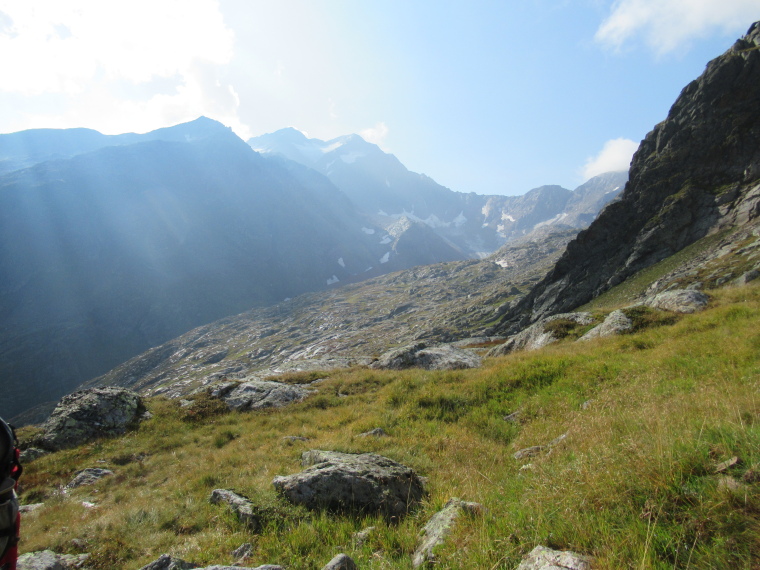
(643, 289, 709, 313)
(209, 380, 312, 411)
(17, 551, 89, 570)
(412, 498, 483, 567)
(38, 387, 144, 451)
(515, 545, 591, 570)
(487, 313, 594, 357)
(272, 450, 425, 519)
(371, 342, 481, 370)
(579, 309, 632, 340)
(65, 468, 113, 490)
(321, 554, 357, 570)
(209, 489, 261, 530)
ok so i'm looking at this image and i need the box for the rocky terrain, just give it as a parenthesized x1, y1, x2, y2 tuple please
(499, 22, 760, 332)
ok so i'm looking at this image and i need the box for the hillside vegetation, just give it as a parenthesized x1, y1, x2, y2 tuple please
(18, 281, 760, 569)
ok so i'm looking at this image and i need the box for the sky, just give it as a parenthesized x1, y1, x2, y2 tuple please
(0, 1, 758, 196)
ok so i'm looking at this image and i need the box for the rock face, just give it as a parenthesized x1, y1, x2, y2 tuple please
(487, 313, 593, 357)
(499, 22, 760, 332)
(370, 342, 481, 370)
(209, 381, 312, 411)
(643, 289, 709, 313)
(272, 450, 425, 519)
(412, 498, 483, 567)
(37, 388, 143, 451)
(579, 309, 633, 340)
(515, 545, 591, 570)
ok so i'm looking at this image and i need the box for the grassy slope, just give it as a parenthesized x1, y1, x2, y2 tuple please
(18, 282, 760, 569)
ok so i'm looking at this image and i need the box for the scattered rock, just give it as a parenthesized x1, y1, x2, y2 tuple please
(209, 489, 262, 531)
(17, 551, 90, 570)
(487, 313, 594, 357)
(231, 543, 254, 560)
(412, 498, 483, 567)
(209, 380, 312, 412)
(578, 310, 632, 340)
(515, 545, 592, 570)
(19, 448, 49, 463)
(734, 269, 760, 286)
(643, 290, 709, 314)
(282, 436, 310, 443)
(358, 427, 388, 438)
(321, 554, 357, 570)
(19, 503, 44, 513)
(503, 411, 522, 423)
(370, 342, 481, 371)
(352, 526, 376, 546)
(717, 476, 746, 493)
(742, 468, 760, 483)
(580, 400, 593, 410)
(513, 446, 545, 460)
(37, 387, 144, 451)
(65, 468, 113, 490)
(137, 554, 195, 570)
(714, 456, 741, 473)
(272, 450, 425, 519)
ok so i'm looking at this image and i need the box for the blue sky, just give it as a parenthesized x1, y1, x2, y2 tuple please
(0, 1, 757, 195)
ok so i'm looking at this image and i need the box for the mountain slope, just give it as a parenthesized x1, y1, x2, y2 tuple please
(498, 22, 760, 330)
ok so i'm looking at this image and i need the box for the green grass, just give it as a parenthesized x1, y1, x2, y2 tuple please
(17, 282, 760, 569)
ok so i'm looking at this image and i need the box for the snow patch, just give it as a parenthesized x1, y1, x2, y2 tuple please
(453, 211, 467, 227)
(337, 257, 345, 268)
(533, 212, 568, 229)
(378, 209, 388, 216)
(481, 223, 489, 228)
(340, 151, 365, 164)
(365, 266, 373, 272)
(501, 212, 516, 223)
(326, 275, 340, 285)
(379, 235, 392, 245)
(361, 227, 376, 235)
(380, 252, 390, 264)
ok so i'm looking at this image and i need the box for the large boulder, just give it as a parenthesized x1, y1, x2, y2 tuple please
(515, 545, 591, 570)
(643, 289, 709, 313)
(272, 450, 425, 519)
(37, 388, 144, 451)
(487, 313, 594, 357)
(209, 380, 312, 411)
(579, 309, 633, 340)
(370, 343, 481, 370)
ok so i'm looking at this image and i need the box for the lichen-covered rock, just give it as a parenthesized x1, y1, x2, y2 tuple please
(321, 554, 357, 570)
(370, 342, 481, 370)
(137, 554, 196, 570)
(38, 388, 143, 451)
(65, 468, 113, 490)
(17, 550, 90, 570)
(19, 448, 49, 463)
(579, 309, 633, 340)
(644, 289, 709, 313)
(209, 380, 312, 411)
(272, 450, 425, 519)
(515, 545, 592, 570)
(487, 313, 594, 357)
(412, 498, 483, 567)
(209, 489, 262, 530)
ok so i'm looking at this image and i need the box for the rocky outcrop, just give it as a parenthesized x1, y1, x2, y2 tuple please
(370, 342, 481, 370)
(499, 22, 760, 332)
(412, 498, 483, 567)
(272, 450, 425, 519)
(320, 554, 357, 570)
(487, 313, 593, 357)
(65, 468, 113, 490)
(17, 551, 90, 570)
(515, 545, 591, 570)
(208, 380, 312, 411)
(137, 555, 283, 570)
(37, 388, 144, 451)
(643, 289, 709, 313)
(579, 309, 633, 340)
(209, 489, 262, 531)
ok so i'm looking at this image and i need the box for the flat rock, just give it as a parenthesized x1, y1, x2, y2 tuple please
(487, 313, 594, 357)
(579, 309, 632, 340)
(358, 427, 388, 438)
(321, 554, 357, 570)
(643, 289, 709, 314)
(370, 342, 481, 370)
(38, 387, 143, 451)
(17, 551, 90, 570)
(209, 489, 261, 530)
(137, 555, 196, 570)
(515, 545, 592, 570)
(272, 450, 425, 519)
(412, 498, 483, 567)
(209, 380, 312, 411)
(65, 468, 113, 489)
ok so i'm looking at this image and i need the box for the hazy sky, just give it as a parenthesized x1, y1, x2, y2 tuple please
(0, 1, 757, 195)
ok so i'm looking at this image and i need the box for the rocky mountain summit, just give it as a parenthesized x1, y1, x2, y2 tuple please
(499, 22, 760, 331)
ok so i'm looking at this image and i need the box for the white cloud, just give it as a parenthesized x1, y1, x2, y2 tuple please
(582, 137, 638, 180)
(360, 121, 389, 147)
(0, 0, 249, 138)
(596, 0, 759, 55)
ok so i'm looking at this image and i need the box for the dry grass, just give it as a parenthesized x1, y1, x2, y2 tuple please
(16, 282, 760, 569)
